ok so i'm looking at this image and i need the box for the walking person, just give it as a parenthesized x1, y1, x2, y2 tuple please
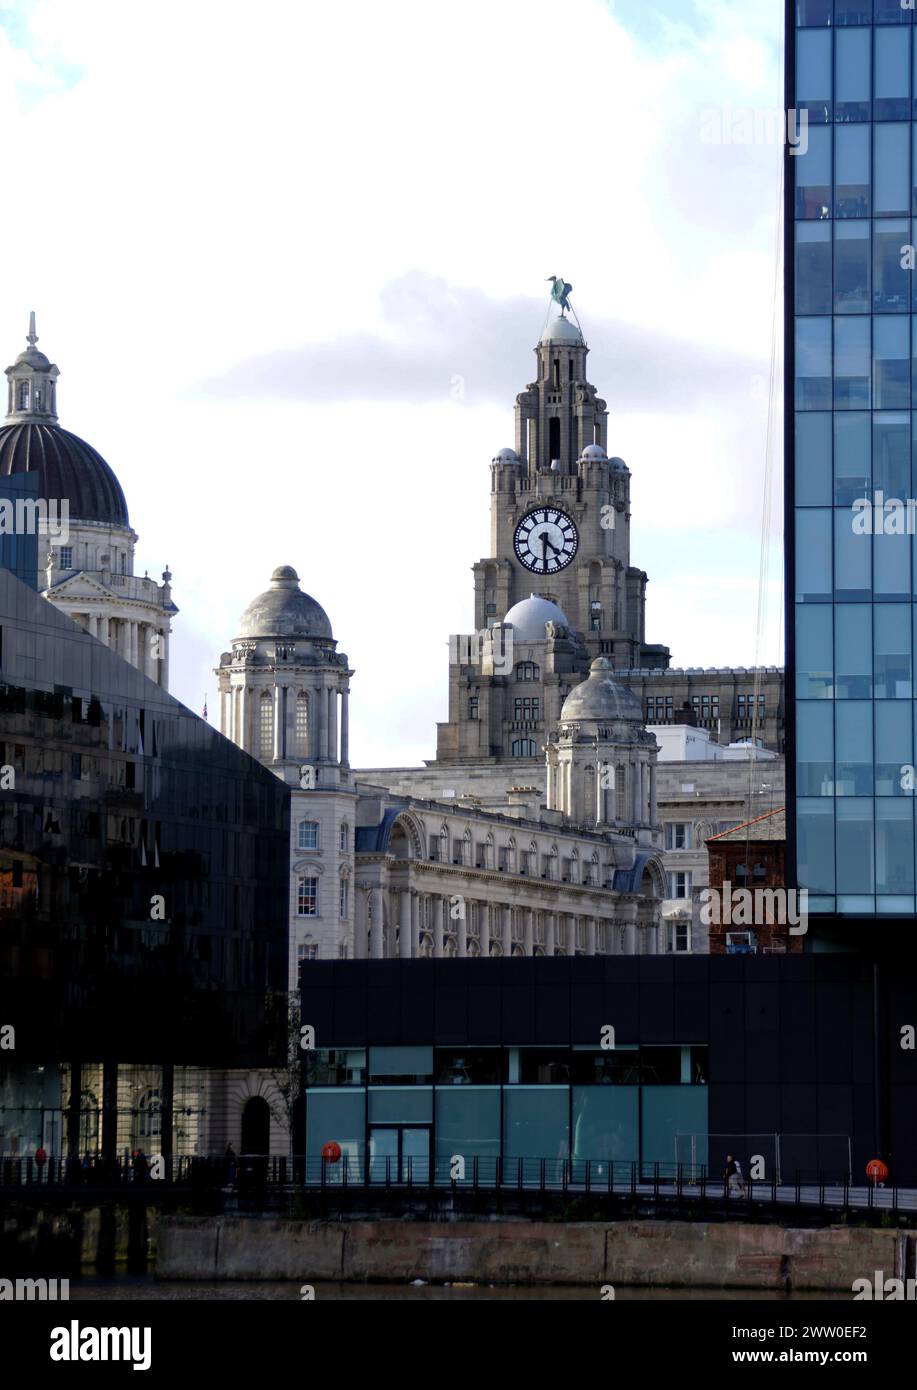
(34, 1145, 48, 1185)
(724, 1153, 744, 1196)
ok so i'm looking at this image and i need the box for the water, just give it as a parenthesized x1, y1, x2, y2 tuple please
(69, 1277, 850, 1301)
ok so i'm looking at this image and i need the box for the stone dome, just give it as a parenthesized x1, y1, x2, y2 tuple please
(237, 566, 333, 640)
(0, 421, 129, 526)
(493, 447, 519, 464)
(609, 455, 629, 472)
(580, 443, 606, 461)
(540, 315, 584, 345)
(503, 593, 570, 641)
(561, 657, 645, 724)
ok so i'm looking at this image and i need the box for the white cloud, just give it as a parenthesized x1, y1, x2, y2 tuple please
(1, 0, 784, 764)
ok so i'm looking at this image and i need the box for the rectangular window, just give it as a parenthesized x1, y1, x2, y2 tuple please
(339, 878, 348, 919)
(468, 696, 479, 721)
(297, 877, 318, 916)
(297, 820, 319, 850)
(665, 822, 693, 850)
(59, 546, 73, 569)
(667, 871, 692, 900)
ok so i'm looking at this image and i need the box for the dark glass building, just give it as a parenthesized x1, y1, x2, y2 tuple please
(0, 567, 290, 1157)
(0, 472, 39, 590)
(788, 2, 917, 927)
(301, 956, 917, 1184)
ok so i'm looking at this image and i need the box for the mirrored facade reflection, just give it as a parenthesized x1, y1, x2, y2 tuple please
(790, 2, 917, 917)
(0, 567, 290, 1135)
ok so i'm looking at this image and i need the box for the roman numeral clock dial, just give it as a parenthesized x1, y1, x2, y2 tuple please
(513, 508, 579, 574)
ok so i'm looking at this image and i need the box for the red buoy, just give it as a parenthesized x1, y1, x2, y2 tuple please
(866, 1159, 888, 1183)
(321, 1140, 342, 1162)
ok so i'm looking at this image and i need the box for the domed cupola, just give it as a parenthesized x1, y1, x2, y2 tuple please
(216, 565, 353, 782)
(0, 313, 129, 526)
(560, 656, 645, 726)
(546, 657, 657, 833)
(237, 565, 334, 641)
(503, 593, 571, 641)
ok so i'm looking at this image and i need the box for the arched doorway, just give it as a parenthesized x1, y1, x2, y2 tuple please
(241, 1096, 270, 1155)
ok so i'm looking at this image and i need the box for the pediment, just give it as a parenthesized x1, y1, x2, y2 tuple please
(47, 572, 113, 599)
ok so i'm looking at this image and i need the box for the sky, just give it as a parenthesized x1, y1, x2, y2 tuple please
(0, 0, 785, 766)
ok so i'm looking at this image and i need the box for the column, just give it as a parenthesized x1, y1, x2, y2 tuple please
(400, 889, 412, 959)
(129, 621, 138, 669)
(328, 689, 338, 764)
(502, 905, 512, 957)
(546, 757, 554, 808)
(340, 690, 350, 767)
(546, 912, 555, 957)
(523, 908, 534, 957)
(160, 633, 170, 690)
(370, 888, 384, 959)
(586, 917, 596, 956)
(354, 889, 368, 959)
(434, 896, 445, 958)
(457, 898, 468, 957)
(88, 613, 99, 638)
(317, 683, 328, 761)
(624, 921, 637, 955)
(237, 684, 248, 753)
(480, 903, 490, 958)
(650, 762, 657, 827)
(285, 683, 296, 756)
(99, 615, 110, 647)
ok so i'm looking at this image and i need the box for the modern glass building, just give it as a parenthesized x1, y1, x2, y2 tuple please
(0, 472, 38, 589)
(0, 567, 290, 1158)
(301, 957, 913, 1182)
(789, 1, 917, 924)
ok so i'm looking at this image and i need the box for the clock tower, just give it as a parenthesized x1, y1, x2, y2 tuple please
(435, 288, 670, 765)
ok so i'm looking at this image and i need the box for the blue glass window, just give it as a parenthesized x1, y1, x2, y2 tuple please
(796, 605, 834, 697)
(797, 798, 836, 894)
(875, 31, 911, 122)
(797, 412, 833, 504)
(876, 698, 912, 790)
(874, 603, 912, 694)
(797, 317, 833, 408)
(835, 411, 871, 501)
(874, 217, 911, 308)
(798, 125, 833, 218)
(836, 124, 870, 216)
(797, 700, 835, 792)
(835, 221, 871, 313)
(798, 29, 833, 121)
(835, 604, 874, 695)
(797, 508, 833, 597)
(836, 799, 875, 893)
(874, 323, 911, 406)
(797, 222, 832, 313)
(836, 28, 871, 122)
(835, 316, 872, 407)
(836, 700, 874, 792)
(875, 124, 911, 213)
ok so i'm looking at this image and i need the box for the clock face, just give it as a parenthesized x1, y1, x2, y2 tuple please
(513, 508, 579, 575)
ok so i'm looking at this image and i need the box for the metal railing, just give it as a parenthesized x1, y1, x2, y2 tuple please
(0, 1154, 913, 1213)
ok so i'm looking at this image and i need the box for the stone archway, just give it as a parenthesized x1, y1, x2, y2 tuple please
(241, 1095, 270, 1155)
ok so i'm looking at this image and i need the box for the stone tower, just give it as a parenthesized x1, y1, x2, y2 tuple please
(215, 566, 357, 974)
(436, 289, 669, 765)
(546, 656, 658, 844)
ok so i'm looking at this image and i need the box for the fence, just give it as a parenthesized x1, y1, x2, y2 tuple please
(0, 1153, 910, 1214)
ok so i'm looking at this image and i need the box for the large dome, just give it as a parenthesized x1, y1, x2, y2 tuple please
(503, 593, 570, 641)
(0, 421, 129, 526)
(561, 657, 645, 724)
(237, 566, 333, 640)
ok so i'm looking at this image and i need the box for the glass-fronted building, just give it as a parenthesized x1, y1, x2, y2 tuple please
(0, 567, 290, 1158)
(789, 1, 917, 923)
(301, 957, 912, 1183)
(305, 1041, 709, 1182)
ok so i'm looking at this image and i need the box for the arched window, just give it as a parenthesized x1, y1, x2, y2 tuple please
(439, 824, 448, 863)
(339, 822, 349, 852)
(297, 820, 319, 850)
(483, 833, 495, 869)
(296, 692, 309, 754)
(17, 382, 28, 410)
(511, 738, 537, 757)
(461, 828, 472, 865)
(259, 691, 273, 758)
